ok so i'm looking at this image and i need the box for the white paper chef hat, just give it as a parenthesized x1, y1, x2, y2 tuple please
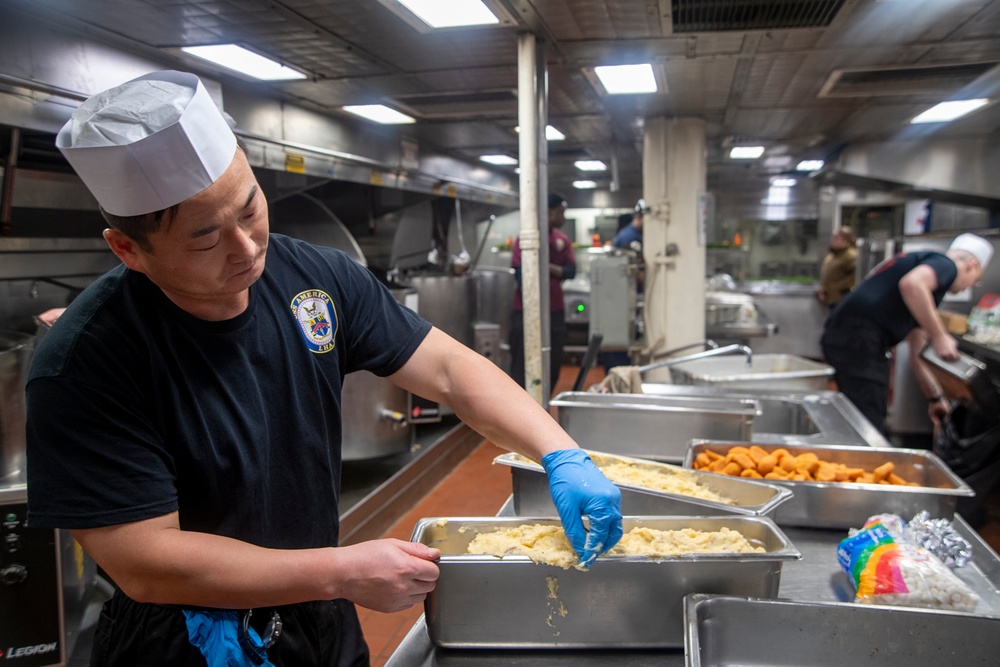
(949, 233, 994, 270)
(56, 70, 237, 217)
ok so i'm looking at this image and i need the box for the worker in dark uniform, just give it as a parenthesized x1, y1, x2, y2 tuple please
(25, 70, 622, 667)
(612, 199, 645, 251)
(509, 193, 576, 394)
(817, 225, 858, 311)
(820, 234, 991, 434)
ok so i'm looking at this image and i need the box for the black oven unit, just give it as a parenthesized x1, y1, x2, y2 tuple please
(1, 482, 96, 667)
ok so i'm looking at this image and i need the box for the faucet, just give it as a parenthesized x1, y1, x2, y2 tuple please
(735, 344, 753, 367)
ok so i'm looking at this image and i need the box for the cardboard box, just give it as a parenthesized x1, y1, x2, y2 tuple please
(938, 310, 968, 335)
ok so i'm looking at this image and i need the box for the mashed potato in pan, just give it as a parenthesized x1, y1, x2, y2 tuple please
(508, 452, 733, 504)
(467, 523, 763, 569)
(593, 458, 733, 504)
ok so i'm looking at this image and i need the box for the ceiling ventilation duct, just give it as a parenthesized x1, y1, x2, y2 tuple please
(391, 89, 517, 119)
(670, 0, 846, 33)
(819, 62, 999, 98)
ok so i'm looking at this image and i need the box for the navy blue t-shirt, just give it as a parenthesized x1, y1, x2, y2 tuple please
(829, 250, 956, 346)
(612, 224, 641, 250)
(26, 234, 431, 550)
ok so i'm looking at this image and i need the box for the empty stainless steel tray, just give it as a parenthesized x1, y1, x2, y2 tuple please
(494, 450, 792, 518)
(920, 345, 1000, 413)
(685, 440, 975, 528)
(669, 353, 834, 391)
(551, 392, 758, 462)
(684, 594, 1000, 666)
(411, 515, 800, 649)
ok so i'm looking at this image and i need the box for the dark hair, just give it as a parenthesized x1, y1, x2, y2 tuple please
(548, 192, 567, 210)
(837, 226, 857, 245)
(100, 204, 180, 252)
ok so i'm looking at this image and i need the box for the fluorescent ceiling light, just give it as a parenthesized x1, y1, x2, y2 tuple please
(771, 177, 797, 187)
(181, 44, 306, 80)
(765, 187, 790, 205)
(573, 180, 597, 189)
(480, 154, 517, 165)
(796, 159, 825, 171)
(514, 125, 565, 141)
(729, 146, 765, 159)
(911, 98, 989, 124)
(342, 104, 415, 124)
(575, 160, 607, 171)
(396, 0, 499, 28)
(594, 64, 658, 95)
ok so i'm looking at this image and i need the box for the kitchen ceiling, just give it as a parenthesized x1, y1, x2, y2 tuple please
(11, 0, 1000, 202)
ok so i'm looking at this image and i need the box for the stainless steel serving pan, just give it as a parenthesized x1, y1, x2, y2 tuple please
(494, 450, 792, 518)
(668, 353, 834, 391)
(551, 392, 758, 462)
(411, 515, 800, 649)
(684, 594, 1000, 667)
(920, 345, 1000, 413)
(684, 440, 974, 528)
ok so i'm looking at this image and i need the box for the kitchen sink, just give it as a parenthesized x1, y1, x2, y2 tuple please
(640, 383, 889, 448)
(750, 398, 819, 436)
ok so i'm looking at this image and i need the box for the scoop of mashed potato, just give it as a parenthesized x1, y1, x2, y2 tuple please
(467, 524, 580, 569)
(467, 524, 763, 569)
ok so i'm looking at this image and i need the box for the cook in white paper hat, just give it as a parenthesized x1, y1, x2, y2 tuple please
(56, 70, 237, 217)
(949, 233, 993, 271)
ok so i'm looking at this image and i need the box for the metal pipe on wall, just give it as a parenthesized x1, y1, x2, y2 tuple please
(517, 32, 548, 406)
(1, 127, 19, 235)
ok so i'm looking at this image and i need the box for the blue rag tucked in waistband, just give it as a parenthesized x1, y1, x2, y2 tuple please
(183, 610, 276, 667)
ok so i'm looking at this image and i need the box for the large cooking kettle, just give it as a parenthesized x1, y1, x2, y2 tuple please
(0, 330, 34, 480)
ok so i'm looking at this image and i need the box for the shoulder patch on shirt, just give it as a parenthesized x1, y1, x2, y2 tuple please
(290, 290, 338, 354)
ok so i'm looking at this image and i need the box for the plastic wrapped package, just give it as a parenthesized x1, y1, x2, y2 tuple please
(837, 515, 979, 612)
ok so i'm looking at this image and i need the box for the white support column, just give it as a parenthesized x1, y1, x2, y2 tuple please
(641, 117, 707, 382)
(517, 32, 549, 405)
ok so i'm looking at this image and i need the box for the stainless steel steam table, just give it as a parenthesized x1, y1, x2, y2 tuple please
(384, 506, 1000, 667)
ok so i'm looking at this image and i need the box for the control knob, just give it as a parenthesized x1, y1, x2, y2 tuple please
(1, 563, 27, 585)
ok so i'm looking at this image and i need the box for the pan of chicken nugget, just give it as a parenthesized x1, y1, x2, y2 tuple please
(683, 440, 974, 529)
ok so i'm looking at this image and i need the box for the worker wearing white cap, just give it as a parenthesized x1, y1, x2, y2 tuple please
(821, 232, 992, 434)
(27, 71, 622, 667)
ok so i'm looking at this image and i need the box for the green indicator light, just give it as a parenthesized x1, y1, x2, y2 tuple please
(5, 513, 15, 523)
(577, 304, 585, 312)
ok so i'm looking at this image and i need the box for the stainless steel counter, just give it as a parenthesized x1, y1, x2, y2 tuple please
(705, 319, 778, 340)
(638, 384, 891, 448)
(385, 511, 1000, 666)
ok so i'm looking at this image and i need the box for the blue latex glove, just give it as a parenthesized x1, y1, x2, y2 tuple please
(183, 610, 276, 667)
(542, 448, 623, 568)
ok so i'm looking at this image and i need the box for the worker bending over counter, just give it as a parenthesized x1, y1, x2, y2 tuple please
(821, 233, 992, 434)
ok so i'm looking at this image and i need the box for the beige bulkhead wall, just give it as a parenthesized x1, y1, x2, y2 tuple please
(641, 117, 708, 382)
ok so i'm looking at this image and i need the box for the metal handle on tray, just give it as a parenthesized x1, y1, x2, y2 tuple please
(637, 344, 752, 374)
